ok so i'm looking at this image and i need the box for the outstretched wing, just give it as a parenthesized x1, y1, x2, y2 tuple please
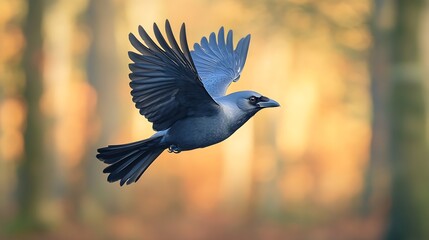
(128, 20, 219, 131)
(191, 27, 251, 98)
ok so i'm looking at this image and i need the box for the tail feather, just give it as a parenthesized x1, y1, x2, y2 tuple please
(96, 135, 165, 186)
(102, 149, 140, 165)
(103, 150, 141, 174)
(129, 150, 162, 183)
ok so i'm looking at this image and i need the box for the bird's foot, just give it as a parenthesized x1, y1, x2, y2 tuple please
(168, 145, 181, 154)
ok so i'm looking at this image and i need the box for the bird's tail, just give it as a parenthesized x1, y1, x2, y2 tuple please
(96, 134, 166, 186)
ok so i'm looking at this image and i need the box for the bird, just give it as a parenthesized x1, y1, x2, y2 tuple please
(96, 20, 280, 186)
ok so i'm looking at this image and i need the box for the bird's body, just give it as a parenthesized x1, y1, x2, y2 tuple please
(161, 91, 260, 150)
(97, 21, 279, 185)
(164, 114, 231, 151)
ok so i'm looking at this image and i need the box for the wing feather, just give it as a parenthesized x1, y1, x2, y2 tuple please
(191, 28, 251, 97)
(128, 20, 218, 131)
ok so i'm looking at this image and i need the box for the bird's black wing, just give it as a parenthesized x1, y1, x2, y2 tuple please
(191, 27, 251, 97)
(128, 20, 219, 131)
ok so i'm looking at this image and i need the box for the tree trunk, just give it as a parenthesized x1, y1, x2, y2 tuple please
(386, 0, 429, 239)
(363, 0, 393, 214)
(87, 0, 121, 137)
(15, 0, 46, 231)
(85, 0, 121, 194)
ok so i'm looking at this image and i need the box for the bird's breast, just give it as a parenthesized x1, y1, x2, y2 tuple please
(163, 115, 233, 150)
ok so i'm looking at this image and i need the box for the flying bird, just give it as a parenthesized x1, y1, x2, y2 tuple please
(96, 20, 279, 185)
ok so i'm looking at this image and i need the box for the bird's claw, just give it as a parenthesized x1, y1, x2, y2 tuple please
(168, 145, 181, 153)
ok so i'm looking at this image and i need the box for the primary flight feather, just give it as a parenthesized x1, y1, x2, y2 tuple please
(97, 20, 279, 186)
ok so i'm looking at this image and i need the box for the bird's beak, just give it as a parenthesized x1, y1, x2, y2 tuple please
(257, 98, 280, 108)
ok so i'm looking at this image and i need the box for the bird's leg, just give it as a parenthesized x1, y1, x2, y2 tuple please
(168, 145, 181, 154)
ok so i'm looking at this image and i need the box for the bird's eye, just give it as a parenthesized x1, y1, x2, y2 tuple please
(249, 96, 257, 104)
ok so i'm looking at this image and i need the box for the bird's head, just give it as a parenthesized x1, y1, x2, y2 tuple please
(229, 91, 280, 112)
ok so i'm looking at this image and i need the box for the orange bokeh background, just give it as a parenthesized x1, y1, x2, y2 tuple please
(1, 0, 428, 239)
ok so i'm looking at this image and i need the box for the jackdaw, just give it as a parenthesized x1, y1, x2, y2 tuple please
(96, 20, 280, 185)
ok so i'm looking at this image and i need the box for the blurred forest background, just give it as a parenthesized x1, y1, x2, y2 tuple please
(0, 0, 428, 239)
